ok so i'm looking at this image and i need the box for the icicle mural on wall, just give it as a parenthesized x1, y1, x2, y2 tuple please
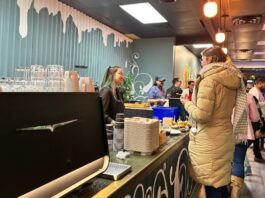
(0, 0, 132, 82)
(17, 0, 132, 47)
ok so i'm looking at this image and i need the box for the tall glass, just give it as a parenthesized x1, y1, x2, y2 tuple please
(46, 65, 64, 92)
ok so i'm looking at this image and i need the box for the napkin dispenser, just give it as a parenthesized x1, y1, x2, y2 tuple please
(124, 117, 159, 154)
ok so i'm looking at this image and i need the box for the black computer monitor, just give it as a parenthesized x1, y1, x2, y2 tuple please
(0, 93, 109, 197)
(169, 98, 181, 107)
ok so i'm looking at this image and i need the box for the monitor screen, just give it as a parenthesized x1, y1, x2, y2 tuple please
(169, 98, 181, 107)
(0, 93, 109, 197)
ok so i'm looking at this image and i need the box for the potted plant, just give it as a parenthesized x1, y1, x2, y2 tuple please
(121, 73, 134, 102)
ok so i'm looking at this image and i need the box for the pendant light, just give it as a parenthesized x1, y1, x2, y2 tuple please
(215, 0, 225, 43)
(222, 29, 230, 54)
(216, 30, 225, 43)
(203, 1, 218, 18)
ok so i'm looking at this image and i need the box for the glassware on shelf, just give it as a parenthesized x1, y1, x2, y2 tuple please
(46, 65, 64, 92)
(6, 64, 66, 92)
(30, 65, 45, 92)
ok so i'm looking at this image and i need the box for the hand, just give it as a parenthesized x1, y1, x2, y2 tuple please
(160, 98, 166, 103)
(111, 120, 116, 126)
(255, 130, 262, 138)
(180, 98, 189, 105)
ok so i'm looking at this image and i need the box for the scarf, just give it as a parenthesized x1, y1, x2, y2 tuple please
(190, 62, 248, 143)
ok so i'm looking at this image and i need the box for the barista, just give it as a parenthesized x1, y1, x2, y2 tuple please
(100, 66, 125, 124)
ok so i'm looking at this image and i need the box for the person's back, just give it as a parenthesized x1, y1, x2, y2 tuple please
(189, 64, 241, 188)
(249, 86, 265, 102)
(202, 68, 238, 127)
(181, 46, 242, 197)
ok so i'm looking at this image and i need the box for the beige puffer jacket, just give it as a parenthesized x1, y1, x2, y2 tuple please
(184, 65, 241, 188)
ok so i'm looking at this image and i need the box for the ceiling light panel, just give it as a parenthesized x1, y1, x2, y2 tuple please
(257, 41, 265, 45)
(120, 3, 167, 24)
(254, 52, 265, 55)
(192, 44, 213, 48)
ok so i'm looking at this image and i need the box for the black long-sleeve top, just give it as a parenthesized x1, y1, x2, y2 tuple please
(99, 86, 125, 124)
(166, 86, 183, 98)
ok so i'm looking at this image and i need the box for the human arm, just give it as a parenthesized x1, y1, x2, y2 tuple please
(182, 78, 215, 123)
(147, 86, 166, 105)
(147, 98, 166, 105)
(100, 88, 114, 124)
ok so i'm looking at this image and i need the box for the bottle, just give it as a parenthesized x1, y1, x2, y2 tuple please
(106, 124, 114, 151)
(113, 113, 124, 152)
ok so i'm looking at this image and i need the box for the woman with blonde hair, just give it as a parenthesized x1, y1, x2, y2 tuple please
(100, 66, 125, 124)
(181, 46, 246, 197)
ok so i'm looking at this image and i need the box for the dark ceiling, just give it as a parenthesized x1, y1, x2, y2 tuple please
(59, 0, 265, 62)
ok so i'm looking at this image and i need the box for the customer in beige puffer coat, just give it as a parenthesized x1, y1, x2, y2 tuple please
(181, 46, 242, 197)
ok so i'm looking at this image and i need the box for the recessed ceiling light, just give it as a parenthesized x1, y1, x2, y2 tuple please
(257, 41, 265, 45)
(254, 52, 265, 55)
(237, 65, 265, 68)
(120, 3, 167, 24)
(251, 59, 265, 61)
(192, 44, 213, 48)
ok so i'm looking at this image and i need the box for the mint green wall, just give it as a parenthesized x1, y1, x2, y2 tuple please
(132, 38, 175, 89)
(0, 0, 132, 85)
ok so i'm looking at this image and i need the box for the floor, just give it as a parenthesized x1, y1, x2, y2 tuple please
(240, 146, 265, 198)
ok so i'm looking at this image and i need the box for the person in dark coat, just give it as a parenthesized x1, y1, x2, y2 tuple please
(166, 77, 182, 99)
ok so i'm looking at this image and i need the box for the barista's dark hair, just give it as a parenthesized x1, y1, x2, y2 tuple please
(100, 65, 121, 89)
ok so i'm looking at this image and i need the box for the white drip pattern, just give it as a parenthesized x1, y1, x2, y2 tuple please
(17, 0, 132, 47)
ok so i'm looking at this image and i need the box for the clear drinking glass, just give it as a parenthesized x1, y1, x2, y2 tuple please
(46, 65, 64, 92)
(30, 65, 45, 91)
